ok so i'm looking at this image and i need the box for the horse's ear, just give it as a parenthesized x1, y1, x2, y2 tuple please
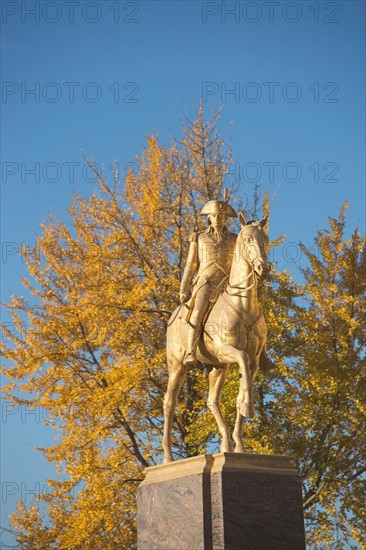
(260, 214, 268, 228)
(239, 212, 247, 226)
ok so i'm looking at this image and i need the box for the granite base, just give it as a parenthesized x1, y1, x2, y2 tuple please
(137, 453, 306, 550)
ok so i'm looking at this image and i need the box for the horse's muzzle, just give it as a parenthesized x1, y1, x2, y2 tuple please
(254, 261, 270, 280)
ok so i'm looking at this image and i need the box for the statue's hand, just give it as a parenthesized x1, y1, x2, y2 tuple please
(180, 290, 190, 304)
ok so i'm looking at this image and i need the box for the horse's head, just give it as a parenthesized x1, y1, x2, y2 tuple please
(238, 212, 270, 280)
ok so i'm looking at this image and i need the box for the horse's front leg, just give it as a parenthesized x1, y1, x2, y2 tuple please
(233, 355, 260, 453)
(162, 363, 187, 463)
(218, 345, 254, 453)
(232, 358, 251, 453)
(219, 345, 254, 417)
(207, 365, 233, 453)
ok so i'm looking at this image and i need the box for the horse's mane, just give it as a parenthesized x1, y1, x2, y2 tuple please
(245, 220, 262, 227)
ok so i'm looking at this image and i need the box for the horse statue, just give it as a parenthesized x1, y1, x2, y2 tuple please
(162, 213, 271, 463)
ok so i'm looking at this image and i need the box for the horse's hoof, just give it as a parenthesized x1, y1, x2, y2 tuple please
(241, 402, 255, 418)
(163, 456, 175, 464)
(234, 446, 246, 454)
(220, 446, 234, 453)
(220, 445, 234, 453)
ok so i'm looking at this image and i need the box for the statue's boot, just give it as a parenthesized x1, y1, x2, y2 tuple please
(183, 324, 200, 366)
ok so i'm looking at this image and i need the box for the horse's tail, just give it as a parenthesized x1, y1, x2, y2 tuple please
(259, 348, 277, 372)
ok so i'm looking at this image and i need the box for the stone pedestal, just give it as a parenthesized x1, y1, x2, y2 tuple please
(137, 453, 306, 550)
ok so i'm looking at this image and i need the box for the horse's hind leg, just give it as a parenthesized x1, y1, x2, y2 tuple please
(162, 361, 187, 464)
(208, 366, 233, 453)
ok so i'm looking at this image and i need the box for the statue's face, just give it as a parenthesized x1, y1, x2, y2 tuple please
(209, 213, 227, 231)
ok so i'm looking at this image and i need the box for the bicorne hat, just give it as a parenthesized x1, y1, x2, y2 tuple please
(200, 200, 237, 218)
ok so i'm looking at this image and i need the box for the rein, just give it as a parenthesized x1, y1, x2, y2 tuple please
(225, 228, 267, 297)
(221, 292, 262, 329)
(226, 269, 256, 296)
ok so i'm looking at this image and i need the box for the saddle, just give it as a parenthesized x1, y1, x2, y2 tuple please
(180, 275, 229, 325)
(176, 275, 276, 373)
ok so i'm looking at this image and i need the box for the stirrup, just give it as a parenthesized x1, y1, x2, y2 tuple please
(183, 351, 197, 366)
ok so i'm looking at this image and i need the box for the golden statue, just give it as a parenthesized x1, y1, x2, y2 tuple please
(180, 199, 237, 366)
(163, 198, 274, 463)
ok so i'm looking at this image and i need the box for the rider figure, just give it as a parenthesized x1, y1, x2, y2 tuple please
(180, 199, 237, 366)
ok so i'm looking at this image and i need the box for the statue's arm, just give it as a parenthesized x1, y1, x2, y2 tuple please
(180, 233, 199, 303)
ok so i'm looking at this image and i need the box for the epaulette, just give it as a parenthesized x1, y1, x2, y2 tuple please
(189, 232, 199, 243)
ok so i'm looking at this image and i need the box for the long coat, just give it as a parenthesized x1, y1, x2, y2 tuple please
(180, 225, 237, 297)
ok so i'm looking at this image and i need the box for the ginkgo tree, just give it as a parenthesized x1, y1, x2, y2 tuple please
(1, 107, 365, 549)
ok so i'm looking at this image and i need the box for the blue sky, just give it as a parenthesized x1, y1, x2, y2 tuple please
(1, 0, 365, 544)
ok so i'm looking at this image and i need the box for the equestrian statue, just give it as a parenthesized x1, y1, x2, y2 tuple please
(162, 198, 274, 463)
